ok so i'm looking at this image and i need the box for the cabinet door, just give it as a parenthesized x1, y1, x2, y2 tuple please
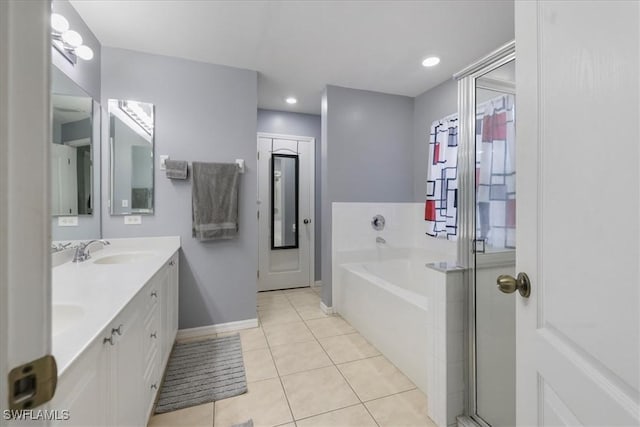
(50, 337, 109, 426)
(110, 302, 145, 427)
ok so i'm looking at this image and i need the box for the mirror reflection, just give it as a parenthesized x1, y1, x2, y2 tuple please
(51, 94, 93, 216)
(109, 99, 155, 215)
(271, 154, 298, 249)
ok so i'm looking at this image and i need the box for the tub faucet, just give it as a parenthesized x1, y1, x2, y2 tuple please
(376, 236, 386, 244)
(73, 239, 110, 263)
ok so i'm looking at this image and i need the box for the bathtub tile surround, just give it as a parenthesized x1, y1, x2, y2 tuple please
(332, 202, 463, 427)
(149, 286, 436, 426)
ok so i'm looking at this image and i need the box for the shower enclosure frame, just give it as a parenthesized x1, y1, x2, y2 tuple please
(453, 40, 515, 427)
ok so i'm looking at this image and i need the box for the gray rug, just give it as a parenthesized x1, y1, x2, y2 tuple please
(155, 334, 248, 414)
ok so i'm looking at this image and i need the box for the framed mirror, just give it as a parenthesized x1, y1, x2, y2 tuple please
(51, 65, 102, 242)
(52, 94, 93, 216)
(271, 154, 299, 249)
(108, 99, 155, 215)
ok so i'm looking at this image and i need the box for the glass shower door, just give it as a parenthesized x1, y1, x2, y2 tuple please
(472, 58, 516, 427)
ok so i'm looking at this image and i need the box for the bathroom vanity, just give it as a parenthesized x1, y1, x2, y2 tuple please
(49, 236, 180, 426)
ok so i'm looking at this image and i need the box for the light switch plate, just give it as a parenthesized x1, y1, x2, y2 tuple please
(57, 216, 78, 227)
(124, 215, 142, 225)
(159, 155, 169, 170)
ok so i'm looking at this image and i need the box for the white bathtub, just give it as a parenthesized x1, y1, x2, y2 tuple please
(335, 257, 432, 395)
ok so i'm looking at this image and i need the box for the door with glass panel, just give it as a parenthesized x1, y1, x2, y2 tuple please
(457, 46, 517, 426)
(257, 134, 315, 291)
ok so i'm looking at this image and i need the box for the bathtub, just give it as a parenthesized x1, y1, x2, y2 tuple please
(335, 257, 432, 395)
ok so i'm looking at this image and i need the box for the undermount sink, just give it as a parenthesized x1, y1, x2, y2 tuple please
(52, 304, 84, 336)
(93, 252, 156, 265)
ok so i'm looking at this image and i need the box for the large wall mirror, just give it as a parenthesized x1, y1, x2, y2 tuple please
(108, 99, 155, 215)
(51, 66, 101, 241)
(271, 154, 298, 249)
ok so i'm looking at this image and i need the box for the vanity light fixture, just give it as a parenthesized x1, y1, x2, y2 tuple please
(51, 13, 94, 65)
(285, 97, 297, 105)
(422, 56, 441, 67)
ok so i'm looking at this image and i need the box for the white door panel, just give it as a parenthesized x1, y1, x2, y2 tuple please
(516, 1, 639, 425)
(258, 134, 314, 291)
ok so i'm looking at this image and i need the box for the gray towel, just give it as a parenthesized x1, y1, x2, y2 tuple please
(192, 162, 240, 241)
(166, 159, 188, 180)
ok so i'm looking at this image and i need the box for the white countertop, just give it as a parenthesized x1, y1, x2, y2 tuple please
(52, 236, 181, 375)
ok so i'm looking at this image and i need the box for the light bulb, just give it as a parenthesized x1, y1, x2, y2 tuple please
(51, 13, 69, 33)
(422, 56, 441, 67)
(61, 30, 83, 48)
(75, 45, 94, 61)
(285, 97, 297, 104)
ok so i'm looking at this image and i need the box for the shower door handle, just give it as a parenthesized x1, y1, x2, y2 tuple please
(497, 272, 531, 298)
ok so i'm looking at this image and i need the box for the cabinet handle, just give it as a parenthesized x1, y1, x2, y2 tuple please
(151, 383, 158, 390)
(151, 291, 158, 298)
(103, 336, 115, 346)
(150, 332, 157, 339)
(111, 324, 123, 336)
(169, 260, 175, 266)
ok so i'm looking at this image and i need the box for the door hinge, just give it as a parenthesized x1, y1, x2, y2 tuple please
(257, 151, 260, 160)
(257, 210, 260, 220)
(257, 270, 260, 279)
(8, 355, 58, 410)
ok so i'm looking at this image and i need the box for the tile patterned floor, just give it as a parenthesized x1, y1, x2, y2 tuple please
(148, 285, 437, 427)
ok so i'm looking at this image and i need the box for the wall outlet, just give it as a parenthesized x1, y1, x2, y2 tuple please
(124, 215, 142, 225)
(121, 199, 129, 208)
(57, 216, 78, 227)
(159, 155, 169, 170)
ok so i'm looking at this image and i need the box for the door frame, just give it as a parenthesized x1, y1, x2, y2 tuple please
(453, 40, 516, 426)
(0, 0, 52, 417)
(257, 132, 315, 290)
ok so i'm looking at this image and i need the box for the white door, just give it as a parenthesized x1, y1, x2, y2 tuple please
(0, 0, 53, 421)
(51, 143, 79, 216)
(258, 134, 314, 291)
(516, 1, 639, 425)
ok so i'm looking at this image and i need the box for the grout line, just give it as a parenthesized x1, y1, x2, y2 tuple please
(211, 399, 215, 427)
(263, 316, 297, 425)
(307, 314, 381, 427)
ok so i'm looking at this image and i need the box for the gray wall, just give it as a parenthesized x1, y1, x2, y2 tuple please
(101, 47, 258, 329)
(52, 0, 101, 101)
(321, 85, 414, 305)
(256, 109, 322, 281)
(412, 78, 458, 202)
(51, 0, 101, 241)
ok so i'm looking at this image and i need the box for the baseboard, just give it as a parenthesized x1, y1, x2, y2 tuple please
(313, 280, 323, 287)
(176, 318, 258, 340)
(320, 301, 334, 315)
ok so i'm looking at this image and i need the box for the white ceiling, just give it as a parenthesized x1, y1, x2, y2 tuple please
(71, 0, 514, 115)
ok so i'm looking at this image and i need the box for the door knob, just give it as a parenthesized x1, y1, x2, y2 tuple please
(497, 272, 531, 298)
(303, 218, 311, 224)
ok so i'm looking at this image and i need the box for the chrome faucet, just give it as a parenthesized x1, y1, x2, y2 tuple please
(51, 242, 72, 253)
(376, 236, 386, 244)
(73, 239, 110, 263)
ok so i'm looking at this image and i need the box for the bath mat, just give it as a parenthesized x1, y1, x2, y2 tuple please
(154, 334, 247, 414)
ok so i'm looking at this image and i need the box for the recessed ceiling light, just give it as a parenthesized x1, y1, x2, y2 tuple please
(422, 56, 441, 67)
(285, 97, 297, 105)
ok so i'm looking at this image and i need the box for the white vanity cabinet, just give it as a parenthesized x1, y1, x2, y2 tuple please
(50, 250, 179, 427)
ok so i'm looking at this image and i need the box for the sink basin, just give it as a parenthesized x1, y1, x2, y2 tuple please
(93, 252, 156, 265)
(52, 304, 84, 336)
